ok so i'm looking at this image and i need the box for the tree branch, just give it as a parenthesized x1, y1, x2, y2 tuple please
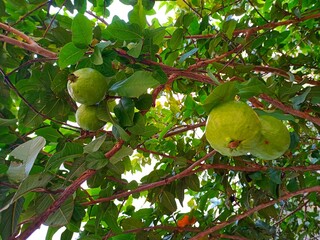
(14, 140, 125, 240)
(259, 94, 320, 126)
(0, 23, 57, 58)
(82, 150, 217, 206)
(190, 186, 320, 239)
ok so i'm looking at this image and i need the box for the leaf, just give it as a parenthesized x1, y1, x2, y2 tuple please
(109, 145, 133, 164)
(223, 19, 237, 39)
(179, 48, 199, 63)
(103, 17, 143, 41)
(109, 233, 135, 240)
(114, 98, 135, 127)
(0, 118, 17, 127)
(109, 71, 160, 98)
(290, 87, 311, 110)
(7, 136, 46, 183)
(45, 142, 83, 171)
(85, 151, 109, 170)
(121, 217, 144, 231)
(72, 13, 93, 49)
(104, 202, 122, 234)
(203, 81, 239, 113)
(58, 42, 87, 69)
(160, 191, 177, 213)
(238, 78, 268, 99)
(128, 0, 147, 28)
(168, 28, 184, 50)
(84, 134, 107, 153)
(0, 173, 53, 212)
(36, 194, 74, 227)
(185, 174, 200, 192)
(0, 197, 24, 240)
(35, 127, 62, 142)
(127, 40, 143, 58)
(267, 169, 282, 185)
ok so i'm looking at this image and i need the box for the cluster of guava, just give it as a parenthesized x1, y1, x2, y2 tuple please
(205, 101, 290, 160)
(67, 68, 109, 131)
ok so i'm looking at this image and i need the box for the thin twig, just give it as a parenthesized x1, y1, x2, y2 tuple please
(190, 186, 320, 239)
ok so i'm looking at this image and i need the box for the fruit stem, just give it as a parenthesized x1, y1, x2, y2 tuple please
(68, 74, 78, 82)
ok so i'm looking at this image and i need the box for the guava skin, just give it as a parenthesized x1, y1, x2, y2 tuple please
(67, 68, 108, 105)
(251, 115, 290, 160)
(205, 101, 261, 156)
(75, 104, 106, 131)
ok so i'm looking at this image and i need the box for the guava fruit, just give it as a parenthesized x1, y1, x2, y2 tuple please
(205, 101, 261, 156)
(67, 68, 108, 105)
(251, 115, 290, 160)
(75, 104, 106, 131)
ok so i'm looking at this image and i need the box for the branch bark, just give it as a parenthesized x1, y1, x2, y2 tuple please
(14, 140, 125, 240)
(260, 94, 320, 126)
(191, 186, 320, 240)
(0, 22, 57, 58)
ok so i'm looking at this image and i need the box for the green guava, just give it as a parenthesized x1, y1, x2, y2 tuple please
(67, 68, 108, 105)
(205, 101, 261, 156)
(75, 104, 106, 131)
(251, 115, 290, 160)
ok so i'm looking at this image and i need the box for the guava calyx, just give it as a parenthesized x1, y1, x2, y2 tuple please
(251, 115, 290, 160)
(76, 104, 106, 131)
(67, 68, 108, 105)
(205, 101, 262, 156)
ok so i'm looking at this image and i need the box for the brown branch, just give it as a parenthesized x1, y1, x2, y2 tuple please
(163, 122, 206, 138)
(13, 169, 96, 240)
(190, 186, 320, 239)
(0, 22, 57, 58)
(82, 150, 217, 206)
(14, 140, 125, 240)
(182, 13, 320, 40)
(259, 94, 320, 126)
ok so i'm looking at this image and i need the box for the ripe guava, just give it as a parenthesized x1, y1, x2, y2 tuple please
(75, 104, 106, 131)
(205, 101, 261, 156)
(67, 68, 108, 105)
(251, 115, 290, 160)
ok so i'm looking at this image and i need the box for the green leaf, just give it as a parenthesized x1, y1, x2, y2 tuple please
(84, 134, 107, 154)
(104, 202, 122, 234)
(238, 78, 268, 99)
(127, 40, 143, 58)
(121, 217, 144, 231)
(109, 233, 135, 240)
(179, 48, 199, 63)
(160, 191, 177, 213)
(128, 0, 147, 28)
(45, 142, 83, 171)
(109, 145, 133, 164)
(109, 71, 160, 98)
(185, 174, 200, 192)
(203, 81, 239, 113)
(267, 169, 282, 185)
(168, 28, 184, 50)
(36, 194, 74, 227)
(0, 118, 17, 127)
(0, 173, 53, 212)
(290, 87, 311, 110)
(35, 127, 62, 142)
(114, 98, 135, 127)
(58, 42, 87, 69)
(0, 197, 24, 240)
(72, 13, 93, 49)
(85, 151, 109, 170)
(7, 137, 46, 183)
(223, 19, 237, 39)
(103, 18, 143, 41)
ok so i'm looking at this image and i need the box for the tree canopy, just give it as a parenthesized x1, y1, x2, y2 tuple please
(0, 0, 320, 239)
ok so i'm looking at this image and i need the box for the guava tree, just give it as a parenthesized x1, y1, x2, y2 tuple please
(0, 0, 320, 239)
